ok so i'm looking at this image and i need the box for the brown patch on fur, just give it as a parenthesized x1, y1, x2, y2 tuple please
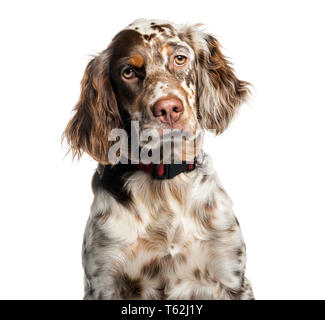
(193, 268, 201, 280)
(151, 25, 165, 33)
(234, 270, 242, 277)
(156, 282, 167, 300)
(201, 213, 214, 230)
(94, 259, 105, 268)
(92, 267, 103, 278)
(182, 240, 192, 250)
(161, 44, 173, 56)
(129, 54, 144, 68)
(87, 287, 95, 299)
(227, 223, 238, 234)
(147, 226, 168, 243)
(143, 33, 157, 42)
(141, 222, 170, 252)
(162, 253, 173, 263)
(132, 207, 143, 223)
(116, 273, 143, 299)
(203, 266, 217, 284)
(111, 29, 145, 58)
(140, 258, 161, 279)
(227, 287, 243, 300)
(205, 198, 217, 213)
(92, 228, 111, 248)
(200, 175, 208, 184)
(192, 199, 217, 231)
(93, 210, 110, 224)
(237, 248, 243, 257)
(157, 23, 176, 36)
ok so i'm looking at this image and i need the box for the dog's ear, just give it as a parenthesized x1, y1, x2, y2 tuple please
(64, 54, 122, 164)
(182, 26, 251, 134)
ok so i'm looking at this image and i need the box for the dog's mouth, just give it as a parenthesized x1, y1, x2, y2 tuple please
(136, 127, 203, 164)
(117, 120, 203, 164)
(138, 127, 198, 145)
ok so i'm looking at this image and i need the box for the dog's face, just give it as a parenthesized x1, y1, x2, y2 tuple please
(65, 19, 250, 164)
(110, 21, 198, 135)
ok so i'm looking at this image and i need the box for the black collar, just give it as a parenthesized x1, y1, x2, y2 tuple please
(133, 159, 197, 180)
(102, 158, 197, 183)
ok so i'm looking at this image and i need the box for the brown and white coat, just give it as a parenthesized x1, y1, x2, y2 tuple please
(64, 19, 254, 300)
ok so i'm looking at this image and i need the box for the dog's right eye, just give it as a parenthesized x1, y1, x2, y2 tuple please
(122, 68, 136, 80)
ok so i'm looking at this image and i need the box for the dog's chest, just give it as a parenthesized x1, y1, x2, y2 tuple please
(103, 199, 214, 299)
(84, 173, 224, 299)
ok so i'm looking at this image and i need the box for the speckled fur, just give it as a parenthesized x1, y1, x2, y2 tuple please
(83, 153, 253, 300)
(65, 19, 253, 300)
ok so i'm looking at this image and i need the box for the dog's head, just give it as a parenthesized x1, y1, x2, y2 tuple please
(64, 19, 250, 164)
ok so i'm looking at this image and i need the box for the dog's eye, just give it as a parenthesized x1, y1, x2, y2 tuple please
(174, 55, 187, 66)
(122, 68, 136, 79)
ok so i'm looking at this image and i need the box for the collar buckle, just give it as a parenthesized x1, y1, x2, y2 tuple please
(152, 159, 196, 180)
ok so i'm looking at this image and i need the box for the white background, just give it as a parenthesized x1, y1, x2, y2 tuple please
(0, 0, 324, 300)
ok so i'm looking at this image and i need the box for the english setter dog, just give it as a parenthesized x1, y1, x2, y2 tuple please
(64, 18, 254, 300)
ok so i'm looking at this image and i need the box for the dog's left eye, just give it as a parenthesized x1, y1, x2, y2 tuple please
(174, 55, 187, 66)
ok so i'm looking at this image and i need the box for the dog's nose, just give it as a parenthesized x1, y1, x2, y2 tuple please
(152, 97, 184, 125)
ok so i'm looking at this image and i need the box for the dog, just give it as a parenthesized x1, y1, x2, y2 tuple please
(64, 18, 254, 300)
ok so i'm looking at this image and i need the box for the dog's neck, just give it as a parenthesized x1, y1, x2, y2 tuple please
(132, 159, 197, 180)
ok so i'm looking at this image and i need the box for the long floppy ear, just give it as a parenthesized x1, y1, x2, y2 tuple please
(64, 53, 122, 164)
(183, 26, 251, 134)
